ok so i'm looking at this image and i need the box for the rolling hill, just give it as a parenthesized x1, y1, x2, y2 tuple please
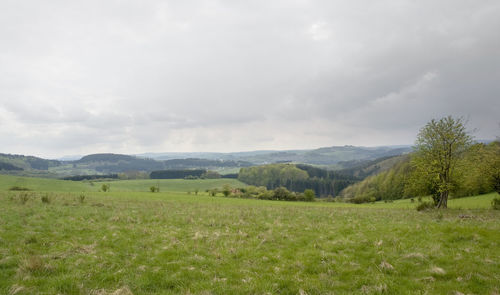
(0, 145, 412, 177)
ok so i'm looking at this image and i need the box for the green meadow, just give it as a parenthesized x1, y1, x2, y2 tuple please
(0, 175, 499, 294)
(0, 174, 245, 193)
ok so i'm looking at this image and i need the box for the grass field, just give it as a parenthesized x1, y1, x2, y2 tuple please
(0, 175, 499, 294)
(0, 174, 245, 194)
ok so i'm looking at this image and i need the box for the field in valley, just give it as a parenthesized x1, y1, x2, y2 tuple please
(0, 175, 499, 294)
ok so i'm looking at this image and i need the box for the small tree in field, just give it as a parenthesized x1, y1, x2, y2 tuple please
(412, 116, 472, 208)
(101, 184, 110, 192)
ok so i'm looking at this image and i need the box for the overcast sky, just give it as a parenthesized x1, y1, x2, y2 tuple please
(1, 0, 499, 158)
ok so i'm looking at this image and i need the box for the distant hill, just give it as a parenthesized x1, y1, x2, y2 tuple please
(163, 158, 253, 169)
(73, 153, 165, 173)
(0, 153, 60, 171)
(0, 145, 413, 177)
(137, 145, 412, 166)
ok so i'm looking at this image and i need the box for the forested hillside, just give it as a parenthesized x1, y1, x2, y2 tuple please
(238, 164, 357, 196)
(340, 141, 500, 203)
(0, 153, 60, 171)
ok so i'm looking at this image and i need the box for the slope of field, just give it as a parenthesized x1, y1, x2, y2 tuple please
(109, 179, 246, 193)
(0, 175, 246, 194)
(0, 174, 96, 192)
(0, 190, 498, 294)
(362, 192, 499, 209)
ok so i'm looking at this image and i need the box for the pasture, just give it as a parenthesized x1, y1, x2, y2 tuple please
(0, 175, 499, 294)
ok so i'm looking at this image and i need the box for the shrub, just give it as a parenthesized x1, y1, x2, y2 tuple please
(79, 194, 86, 203)
(101, 184, 110, 192)
(491, 197, 500, 210)
(222, 185, 231, 197)
(258, 191, 273, 200)
(273, 187, 291, 200)
(324, 195, 335, 202)
(416, 201, 435, 211)
(303, 189, 316, 202)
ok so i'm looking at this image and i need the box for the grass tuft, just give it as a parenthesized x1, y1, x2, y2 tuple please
(416, 201, 435, 211)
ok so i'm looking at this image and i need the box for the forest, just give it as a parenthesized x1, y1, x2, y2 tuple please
(238, 163, 357, 197)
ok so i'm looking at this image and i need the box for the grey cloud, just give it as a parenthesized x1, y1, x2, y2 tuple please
(0, 0, 499, 157)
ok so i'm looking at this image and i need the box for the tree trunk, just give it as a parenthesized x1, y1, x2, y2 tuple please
(437, 191, 448, 208)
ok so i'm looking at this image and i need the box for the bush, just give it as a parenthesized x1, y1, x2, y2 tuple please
(324, 195, 335, 202)
(416, 201, 435, 211)
(303, 189, 316, 202)
(491, 197, 500, 210)
(222, 185, 231, 197)
(273, 187, 291, 200)
(258, 191, 273, 200)
(79, 194, 86, 203)
(101, 184, 110, 192)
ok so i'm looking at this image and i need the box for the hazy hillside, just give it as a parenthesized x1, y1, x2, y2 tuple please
(137, 145, 412, 166)
(0, 153, 60, 171)
(0, 145, 412, 177)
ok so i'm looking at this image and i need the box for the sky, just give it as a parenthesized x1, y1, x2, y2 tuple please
(1, 0, 499, 159)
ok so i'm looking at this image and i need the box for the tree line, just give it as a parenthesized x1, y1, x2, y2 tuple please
(238, 163, 358, 197)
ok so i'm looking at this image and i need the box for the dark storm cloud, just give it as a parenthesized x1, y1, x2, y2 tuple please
(0, 0, 499, 157)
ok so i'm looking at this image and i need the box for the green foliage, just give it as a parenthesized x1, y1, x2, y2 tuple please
(303, 189, 315, 202)
(340, 117, 493, 206)
(492, 197, 500, 210)
(101, 184, 110, 192)
(239, 163, 355, 197)
(411, 116, 472, 208)
(78, 194, 85, 203)
(222, 184, 231, 197)
(273, 186, 291, 200)
(150, 186, 160, 193)
(341, 156, 411, 203)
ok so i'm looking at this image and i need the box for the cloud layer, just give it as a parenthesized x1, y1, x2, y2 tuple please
(1, 0, 499, 158)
